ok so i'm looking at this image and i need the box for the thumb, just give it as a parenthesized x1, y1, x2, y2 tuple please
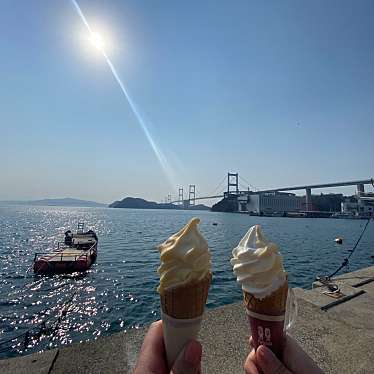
(256, 345, 291, 374)
(171, 340, 202, 374)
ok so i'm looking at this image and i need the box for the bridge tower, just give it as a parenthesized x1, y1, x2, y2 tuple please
(189, 185, 196, 206)
(227, 173, 239, 196)
(167, 194, 171, 204)
(357, 184, 365, 196)
(305, 188, 312, 212)
(178, 188, 184, 205)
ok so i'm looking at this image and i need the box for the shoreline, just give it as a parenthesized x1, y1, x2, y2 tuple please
(1, 266, 373, 373)
(1, 204, 370, 220)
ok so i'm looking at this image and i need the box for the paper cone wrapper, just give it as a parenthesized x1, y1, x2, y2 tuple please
(160, 272, 211, 368)
(243, 278, 288, 358)
(161, 311, 203, 368)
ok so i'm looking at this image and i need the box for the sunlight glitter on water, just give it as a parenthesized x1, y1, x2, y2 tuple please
(0, 205, 373, 358)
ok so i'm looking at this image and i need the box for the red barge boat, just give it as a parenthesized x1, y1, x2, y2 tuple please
(33, 223, 98, 274)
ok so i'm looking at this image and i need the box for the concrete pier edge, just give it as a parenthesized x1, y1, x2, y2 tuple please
(1, 266, 374, 373)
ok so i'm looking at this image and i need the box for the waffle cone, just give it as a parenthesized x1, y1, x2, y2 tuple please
(243, 278, 288, 316)
(160, 272, 212, 319)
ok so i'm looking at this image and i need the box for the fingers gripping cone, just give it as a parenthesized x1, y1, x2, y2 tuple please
(160, 272, 211, 368)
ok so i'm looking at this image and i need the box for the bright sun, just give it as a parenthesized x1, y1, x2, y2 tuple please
(88, 32, 105, 52)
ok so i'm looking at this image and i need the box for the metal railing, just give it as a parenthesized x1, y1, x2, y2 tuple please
(34, 242, 97, 263)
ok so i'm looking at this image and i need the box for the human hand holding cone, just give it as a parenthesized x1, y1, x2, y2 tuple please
(157, 218, 212, 368)
(231, 225, 288, 358)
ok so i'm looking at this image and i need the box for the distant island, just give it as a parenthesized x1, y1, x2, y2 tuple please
(0, 198, 106, 208)
(109, 197, 210, 211)
(0, 196, 210, 210)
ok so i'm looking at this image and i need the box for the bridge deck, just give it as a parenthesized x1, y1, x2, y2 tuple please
(171, 178, 373, 203)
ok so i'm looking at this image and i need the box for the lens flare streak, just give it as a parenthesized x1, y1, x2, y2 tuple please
(71, 0, 175, 188)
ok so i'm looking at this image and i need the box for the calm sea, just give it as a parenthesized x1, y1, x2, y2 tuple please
(0, 205, 373, 358)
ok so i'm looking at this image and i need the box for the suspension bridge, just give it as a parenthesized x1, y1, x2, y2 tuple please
(164, 173, 374, 211)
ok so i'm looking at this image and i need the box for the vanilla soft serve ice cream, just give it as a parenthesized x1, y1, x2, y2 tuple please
(157, 217, 211, 294)
(230, 225, 287, 299)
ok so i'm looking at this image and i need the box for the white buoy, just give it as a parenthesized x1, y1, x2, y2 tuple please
(335, 237, 343, 244)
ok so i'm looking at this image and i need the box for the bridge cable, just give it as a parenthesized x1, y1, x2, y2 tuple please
(239, 175, 259, 191)
(239, 182, 250, 191)
(209, 175, 227, 196)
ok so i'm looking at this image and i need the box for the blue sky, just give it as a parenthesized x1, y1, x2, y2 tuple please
(1, 0, 373, 203)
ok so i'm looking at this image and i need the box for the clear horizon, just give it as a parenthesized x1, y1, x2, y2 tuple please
(1, 0, 373, 203)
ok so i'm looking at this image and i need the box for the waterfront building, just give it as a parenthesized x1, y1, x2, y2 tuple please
(341, 193, 374, 217)
(239, 192, 304, 214)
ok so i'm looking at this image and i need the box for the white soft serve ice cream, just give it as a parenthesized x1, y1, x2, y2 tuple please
(230, 225, 287, 299)
(157, 217, 211, 294)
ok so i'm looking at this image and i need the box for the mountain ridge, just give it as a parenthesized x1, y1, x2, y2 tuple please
(0, 197, 106, 207)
